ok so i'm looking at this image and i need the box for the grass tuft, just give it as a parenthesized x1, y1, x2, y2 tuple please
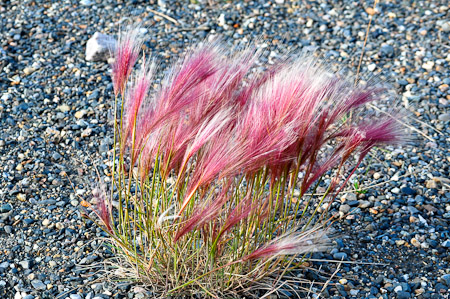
(84, 28, 404, 297)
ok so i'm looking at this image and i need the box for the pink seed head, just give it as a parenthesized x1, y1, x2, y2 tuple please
(243, 228, 330, 261)
(112, 27, 143, 97)
(122, 58, 155, 150)
(91, 185, 112, 233)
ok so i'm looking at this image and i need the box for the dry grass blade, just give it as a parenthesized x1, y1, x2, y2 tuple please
(259, 281, 288, 299)
(408, 110, 443, 135)
(355, 0, 379, 84)
(368, 103, 435, 141)
(317, 261, 342, 299)
(148, 8, 179, 24)
(307, 258, 388, 266)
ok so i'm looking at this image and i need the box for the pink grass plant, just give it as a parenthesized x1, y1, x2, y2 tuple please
(88, 29, 404, 297)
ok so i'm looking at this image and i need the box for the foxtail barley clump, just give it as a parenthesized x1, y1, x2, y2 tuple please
(85, 28, 403, 297)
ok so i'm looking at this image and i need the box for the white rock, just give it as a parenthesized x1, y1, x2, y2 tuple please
(437, 20, 450, 32)
(58, 104, 70, 113)
(1, 93, 12, 101)
(218, 14, 226, 27)
(422, 61, 434, 70)
(85, 32, 117, 62)
(391, 187, 400, 194)
(80, 0, 92, 6)
(368, 63, 376, 71)
(157, 0, 166, 8)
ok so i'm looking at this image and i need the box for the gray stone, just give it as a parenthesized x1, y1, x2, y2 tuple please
(333, 252, 348, 260)
(0, 262, 9, 269)
(437, 20, 450, 32)
(397, 291, 411, 299)
(31, 279, 46, 290)
(359, 200, 371, 209)
(19, 260, 32, 269)
(339, 204, 351, 213)
(441, 274, 450, 287)
(380, 44, 394, 57)
(52, 152, 62, 160)
(0, 203, 12, 213)
(438, 113, 450, 121)
(407, 206, 419, 214)
(4, 225, 12, 234)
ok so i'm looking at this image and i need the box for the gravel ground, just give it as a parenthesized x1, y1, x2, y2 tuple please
(0, 0, 449, 298)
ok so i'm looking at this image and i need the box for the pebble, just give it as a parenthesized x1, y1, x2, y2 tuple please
(359, 200, 371, 208)
(80, 0, 93, 5)
(380, 44, 394, 57)
(52, 152, 62, 160)
(0, 203, 12, 213)
(4, 225, 12, 234)
(19, 260, 32, 269)
(333, 252, 348, 260)
(397, 291, 412, 299)
(411, 238, 420, 248)
(23, 67, 36, 76)
(342, 193, 357, 202)
(438, 113, 450, 121)
(391, 187, 400, 194)
(401, 187, 416, 196)
(426, 180, 437, 189)
(17, 193, 26, 202)
(31, 280, 46, 290)
(75, 109, 87, 119)
(441, 274, 450, 287)
(422, 61, 434, 70)
(58, 104, 71, 113)
(339, 204, 351, 213)
(437, 20, 450, 32)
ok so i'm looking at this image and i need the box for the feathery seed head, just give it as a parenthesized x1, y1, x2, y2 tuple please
(112, 27, 143, 96)
(243, 228, 330, 261)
